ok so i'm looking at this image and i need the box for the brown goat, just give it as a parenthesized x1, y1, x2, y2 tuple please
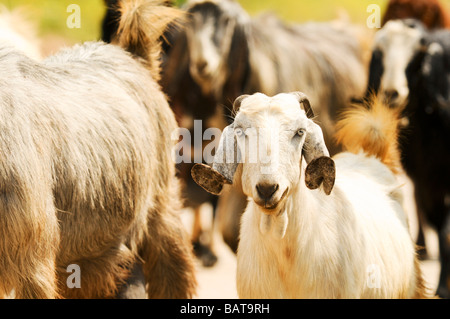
(382, 0, 450, 29)
(0, 0, 196, 299)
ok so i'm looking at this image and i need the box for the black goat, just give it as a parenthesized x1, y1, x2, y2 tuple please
(366, 19, 450, 298)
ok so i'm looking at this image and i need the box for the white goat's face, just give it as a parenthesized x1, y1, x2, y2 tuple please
(186, 5, 235, 96)
(191, 92, 335, 215)
(233, 93, 315, 214)
(374, 20, 426, 106)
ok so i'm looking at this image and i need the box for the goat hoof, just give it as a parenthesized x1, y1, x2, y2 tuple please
(115, 262, 147, 299)
(437, 285, 450, 299)
(193, 241, 218, 267)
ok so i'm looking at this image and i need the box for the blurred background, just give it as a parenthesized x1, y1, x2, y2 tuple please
(1, 0, 446, 298)
(3, 0, 449, 44)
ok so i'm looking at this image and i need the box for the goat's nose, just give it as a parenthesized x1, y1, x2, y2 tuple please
(256, 183, 279, 201)
(383, 89, 399, 103)
(197, 60, 208, 74)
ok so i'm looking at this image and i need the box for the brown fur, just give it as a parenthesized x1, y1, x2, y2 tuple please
(0, 0, 196, 299)
(215, 183, 247, 253)
(114, 0, 184, 80)
(382, 0, 450, 30)
(304, 156, 336, 195)
(412, 251, 436, 298)
(335, 94, 402, 174)
(191, 163, 230, 195)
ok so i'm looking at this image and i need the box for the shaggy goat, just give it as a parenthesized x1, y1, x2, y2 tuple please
(366, 19, 450, 298)
(382, 0, 450, 30)
(192, 92, 428, 298)
(0, 0, 196, 299)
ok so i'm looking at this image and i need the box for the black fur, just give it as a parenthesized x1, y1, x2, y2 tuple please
(101, 0, 120, 43)
(367, 19, 450, 298)
(366, 49, 384, 96)
(176, 1, 251, 123)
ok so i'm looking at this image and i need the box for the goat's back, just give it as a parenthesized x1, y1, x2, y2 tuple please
(332, 153, 419, 298)
(0, 43, 177, 262)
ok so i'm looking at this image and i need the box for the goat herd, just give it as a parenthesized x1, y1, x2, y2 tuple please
(0, 0, 448, 299)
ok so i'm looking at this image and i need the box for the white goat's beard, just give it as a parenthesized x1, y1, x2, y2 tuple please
(259, 207, 288, 239)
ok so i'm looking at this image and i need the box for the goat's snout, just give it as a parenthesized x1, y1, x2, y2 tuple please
(196, 60, 208, 75)
(381, 87, 409, 107)
(383, 89, 399, 102)
(256, 183, 279, 202)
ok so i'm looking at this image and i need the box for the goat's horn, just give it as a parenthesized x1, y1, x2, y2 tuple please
(233, 94, 250, 114)
(290, 91, 314, 119)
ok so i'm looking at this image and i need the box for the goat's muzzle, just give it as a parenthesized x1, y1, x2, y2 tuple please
(254, 186, 289, 214)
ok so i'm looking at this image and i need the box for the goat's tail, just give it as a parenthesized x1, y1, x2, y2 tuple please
(335, 94, 402, 174)
(113, 0, 183, 79)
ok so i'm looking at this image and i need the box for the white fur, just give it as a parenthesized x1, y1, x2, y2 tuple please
(234, 93, 419, 299)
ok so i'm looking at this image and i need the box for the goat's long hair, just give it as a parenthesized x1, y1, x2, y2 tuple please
(0, 0, 196, 299)
(335, 94, 402, 174)
(382, 0, 450, 29)
(113, 0, 183, 80)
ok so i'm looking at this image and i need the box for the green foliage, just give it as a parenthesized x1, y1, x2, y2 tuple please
(3, 0, 450, 42)
(3, 0, 105, 42)
(174, 0, 187, 6)
(239, 0, 389, 24)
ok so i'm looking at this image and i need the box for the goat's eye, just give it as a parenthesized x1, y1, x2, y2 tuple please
(235, 128, 245, 137)
(296, 129, 305, 137)
(419, 37, 427, 47)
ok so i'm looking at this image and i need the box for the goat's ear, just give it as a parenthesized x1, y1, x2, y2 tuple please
(303, 120, 329, 163)
(305, 156, 335, 195)
(233, 94, 250, 114)
(191, 163, 231, 195)
(303, 120, 335, 195)
(191, 124, 240, 195)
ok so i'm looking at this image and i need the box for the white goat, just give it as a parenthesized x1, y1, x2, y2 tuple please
(192, 92, 429, 298)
